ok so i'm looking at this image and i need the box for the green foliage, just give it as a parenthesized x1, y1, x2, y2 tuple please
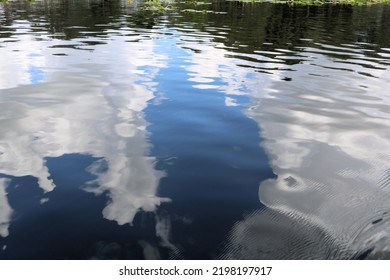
(0, 0, 36, 3)
(141, 0, 213, 12)
(231, 0, 390, 4)
(142, 0, 175, 11)
(288, 0, 390, 4)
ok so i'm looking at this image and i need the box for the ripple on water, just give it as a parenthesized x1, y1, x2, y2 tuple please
(220, 208, 348, 260)
(1, 0, 390, 260)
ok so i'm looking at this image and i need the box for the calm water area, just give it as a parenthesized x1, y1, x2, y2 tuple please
(1, 0, 390, 259)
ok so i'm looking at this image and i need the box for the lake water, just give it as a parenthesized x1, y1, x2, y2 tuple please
(1, 0, 390, 259)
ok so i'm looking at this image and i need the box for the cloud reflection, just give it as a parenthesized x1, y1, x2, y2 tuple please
(0, 179, 12, 237)
(179, 38, 260, 102)
(0, 31, 170, 234)
(0, 20, 49, 89)
(223, 47, 390, 259)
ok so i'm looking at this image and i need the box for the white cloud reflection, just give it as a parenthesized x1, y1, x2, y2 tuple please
(0, 179, 12, 237)
(0, 20, 49, 89)
(222, 49, 390, 259)
(179, 38, 262, 102)
(0, 25, 170, 234)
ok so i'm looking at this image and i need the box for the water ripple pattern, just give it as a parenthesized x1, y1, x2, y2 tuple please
(1, 0, 390, 259)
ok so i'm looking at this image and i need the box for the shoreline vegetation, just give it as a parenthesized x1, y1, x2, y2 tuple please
(1, 0, 390, 5)
(241, 0, 390, 4)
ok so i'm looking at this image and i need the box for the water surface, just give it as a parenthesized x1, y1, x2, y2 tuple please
(1, 0, 390, 259)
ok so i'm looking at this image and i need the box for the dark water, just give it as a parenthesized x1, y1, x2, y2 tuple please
(1, 0, 390, 259)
